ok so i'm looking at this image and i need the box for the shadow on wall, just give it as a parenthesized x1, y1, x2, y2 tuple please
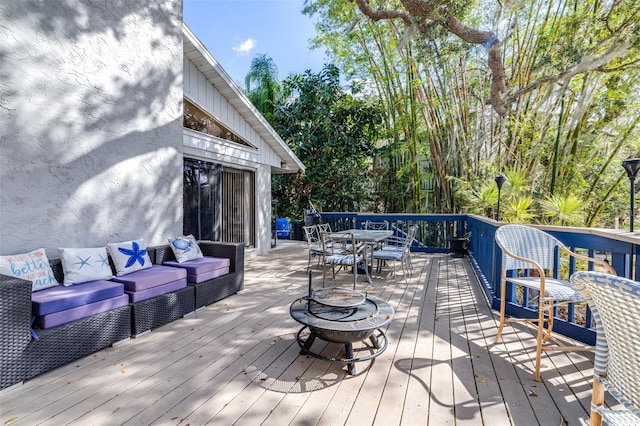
(0, 0, 185, 255)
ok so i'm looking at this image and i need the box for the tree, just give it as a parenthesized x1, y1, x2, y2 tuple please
(245, 54, 281, 121)
(305, 0, 639, 225)
(348, 0, 639, 117)
(270, 64, 384, 218)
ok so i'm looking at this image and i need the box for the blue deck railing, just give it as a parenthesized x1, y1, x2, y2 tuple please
(318, 212, 639, 345)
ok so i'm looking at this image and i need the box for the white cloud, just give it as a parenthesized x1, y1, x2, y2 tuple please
(232, 38, 256, 56)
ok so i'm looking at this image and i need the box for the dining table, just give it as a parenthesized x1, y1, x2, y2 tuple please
(328, 229, 394, 283)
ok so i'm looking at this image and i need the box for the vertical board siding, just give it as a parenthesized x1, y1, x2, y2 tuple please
(183, 57, 288, 169)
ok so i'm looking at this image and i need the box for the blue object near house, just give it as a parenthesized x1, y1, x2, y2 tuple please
(276, 217, 291, 239)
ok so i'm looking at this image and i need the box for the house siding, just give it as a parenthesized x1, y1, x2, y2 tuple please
(183, 56, 282, 254)
(182, 57, 284, 169)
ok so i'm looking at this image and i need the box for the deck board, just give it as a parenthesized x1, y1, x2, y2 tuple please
(0, 242, 606, 425)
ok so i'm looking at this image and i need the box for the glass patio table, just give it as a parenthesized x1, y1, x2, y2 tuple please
(328, 229, 394, 283)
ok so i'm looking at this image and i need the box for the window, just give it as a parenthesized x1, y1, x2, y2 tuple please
(183, 98, 253, 148)
(221, 168, 255, 245)
(183, 159, 255, 247)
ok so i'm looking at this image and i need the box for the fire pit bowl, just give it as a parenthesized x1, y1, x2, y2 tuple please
(289, 288, 394, 375)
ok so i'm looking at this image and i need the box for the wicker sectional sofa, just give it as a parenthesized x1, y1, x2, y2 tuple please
(0, 241, 244, 392)
(0, 260, 131, 392)
(154, 241, 245, 309)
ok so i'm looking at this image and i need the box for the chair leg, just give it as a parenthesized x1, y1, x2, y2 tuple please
(399, 259, 409, 282)
(590, 379, 604, 426)
(322, 260, 327, 287)
(495, 275, 508, 344)
(534, 301, 547, 381)
(543, 308, 554, 344)
(402, 256, 412, 279)
(353, 261, 357, 290)
(406, 251, 413, 270)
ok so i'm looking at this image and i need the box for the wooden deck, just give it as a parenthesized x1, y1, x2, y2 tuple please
(1, 242, 615, 425)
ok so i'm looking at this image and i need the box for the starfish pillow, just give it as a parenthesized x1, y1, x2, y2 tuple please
(59, 246, 114, 285)
(107, 239, 152, 276)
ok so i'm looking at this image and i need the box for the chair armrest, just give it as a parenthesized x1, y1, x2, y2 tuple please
(0, 273, 32, 335)
(561, 246, 616, 275)
(499, 248, 548, 291)
(198, 241, 244, 274)
(0, 274, 33, 388)
(383, 236, 405, 246)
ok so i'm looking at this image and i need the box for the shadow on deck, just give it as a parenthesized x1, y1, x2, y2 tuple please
(0, 241, 614, 425)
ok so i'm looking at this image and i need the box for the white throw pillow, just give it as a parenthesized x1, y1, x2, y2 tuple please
(58, 247, 114, 286)
(0, 248, 59, 291)
(167, 235, 203, 263)
(107, 239, 152, 276)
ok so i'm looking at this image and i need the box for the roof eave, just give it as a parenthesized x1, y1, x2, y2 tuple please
(182, 23, 305, 173)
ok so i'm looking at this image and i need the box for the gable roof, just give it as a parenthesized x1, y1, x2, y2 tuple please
(183, 24, 305, 174)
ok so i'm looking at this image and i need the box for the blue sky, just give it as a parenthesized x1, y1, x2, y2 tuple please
(183, 0, 329, 88)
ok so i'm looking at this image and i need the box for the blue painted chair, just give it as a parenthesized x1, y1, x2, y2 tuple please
(494, 224, 615, 381)
(570, 271, 640, 426)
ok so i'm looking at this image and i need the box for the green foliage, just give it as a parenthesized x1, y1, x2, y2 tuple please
(503, 196, 537, 224)
(245, 54, 281, 121)
(461, 181, 499, 216)
(262, 0, 640, 228)
(270, 64, 384, 218)
(539, 194, 585, 226)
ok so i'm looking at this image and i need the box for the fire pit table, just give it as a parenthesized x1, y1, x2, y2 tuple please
(290, 285, 394, 375)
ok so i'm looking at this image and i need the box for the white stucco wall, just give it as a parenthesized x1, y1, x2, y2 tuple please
(0, 0, 184, 256)
(256, 164, 273, 255)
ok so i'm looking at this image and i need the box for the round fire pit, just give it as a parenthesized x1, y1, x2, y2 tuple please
(290, 287, 394, 375)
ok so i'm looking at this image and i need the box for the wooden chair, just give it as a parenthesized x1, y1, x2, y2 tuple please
(494, 224, 615, 381)
(570, 271, 640, 426)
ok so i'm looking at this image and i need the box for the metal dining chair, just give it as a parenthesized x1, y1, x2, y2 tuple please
(362, 220, 389, 230)
(362, 220, 391, 251)
(494, 224, 615, 381)
(380, 224, 419, 272)
(303, 225, 323, 271)
(371, 224, 417, 281)
(570, 271, 640, 426)
(319, 231, 367, 290)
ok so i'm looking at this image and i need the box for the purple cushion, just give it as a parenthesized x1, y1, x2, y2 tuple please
(35, 294, 129, 329)
(186, 267, 229, 284)
(32, 280, 125, 316)
(111, 265, 186, 292)
(125, 278, 187, 303)
(164, 257, 229, 274)
(164, 257, 229, 284)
